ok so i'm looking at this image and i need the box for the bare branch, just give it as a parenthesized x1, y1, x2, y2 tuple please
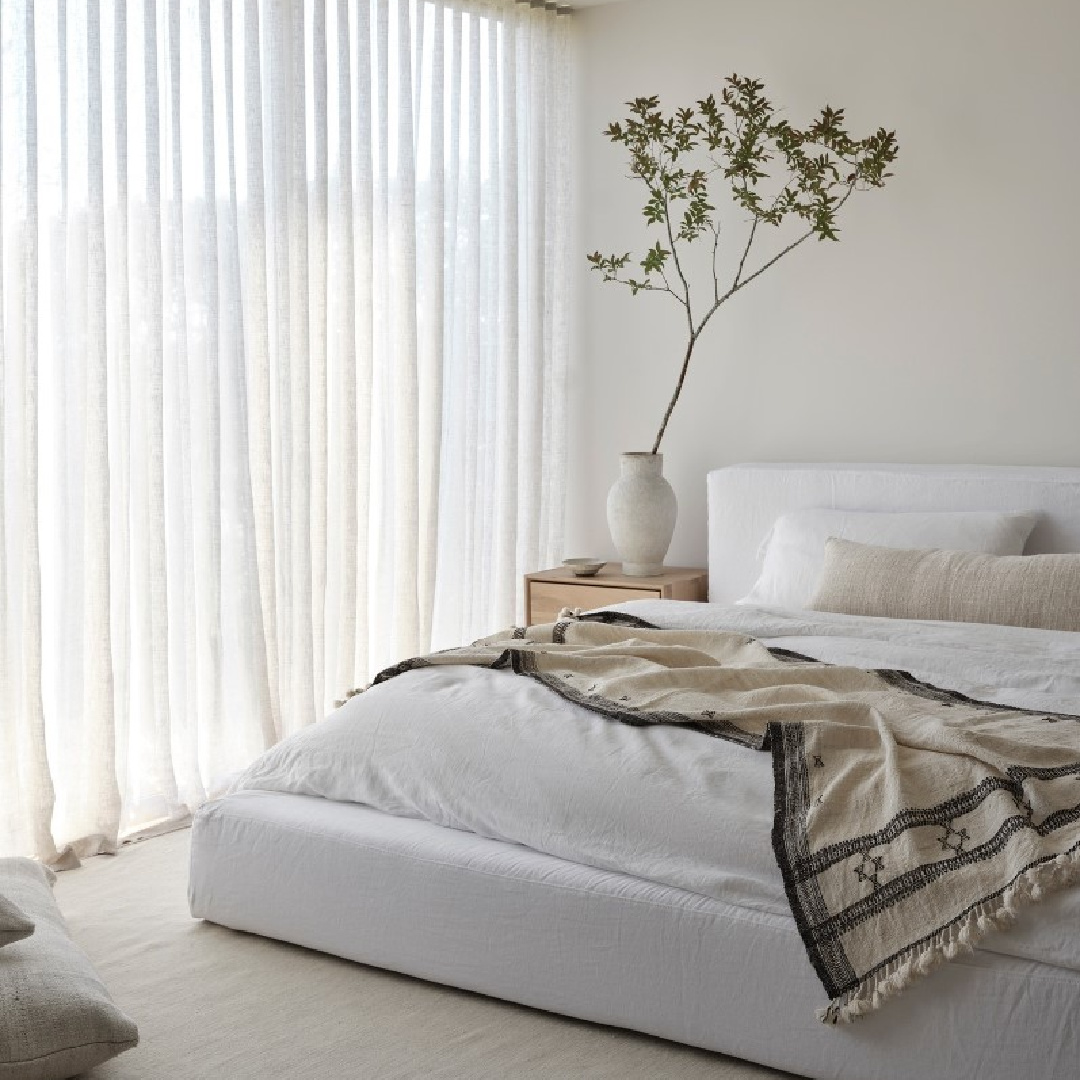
(603, 273, 688, 309)
(651, 333, 698, 454)
(731, 217, 758, 290)
(708, 221, 721, 303)
(657, 266, 685, 306)
(723, 228, 813, 307)
(683, 225, 811, 345)
(728, 180, 856, 302)
(661, 187, 694, 333)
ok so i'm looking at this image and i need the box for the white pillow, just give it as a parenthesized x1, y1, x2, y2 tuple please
(737, 508, 1039, 610)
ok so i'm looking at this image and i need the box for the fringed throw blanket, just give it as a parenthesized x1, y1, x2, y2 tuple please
(373, 614, 1080, 1022)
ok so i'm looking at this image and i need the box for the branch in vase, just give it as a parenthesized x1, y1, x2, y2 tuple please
(590, 77, 899, 454)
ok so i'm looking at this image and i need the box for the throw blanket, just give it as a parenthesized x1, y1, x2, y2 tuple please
(372, 613, 1080, 1023)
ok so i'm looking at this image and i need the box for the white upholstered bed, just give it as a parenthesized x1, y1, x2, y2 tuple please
(189, 464, 1080, 1080)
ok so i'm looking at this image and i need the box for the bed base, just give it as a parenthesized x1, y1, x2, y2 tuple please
(190, 790, 1080, 1080)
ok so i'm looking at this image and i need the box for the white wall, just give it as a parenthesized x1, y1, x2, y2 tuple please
(566, 0, 1080, 568)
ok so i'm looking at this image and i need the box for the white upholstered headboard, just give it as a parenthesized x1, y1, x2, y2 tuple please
(707, 463, 1080, 605)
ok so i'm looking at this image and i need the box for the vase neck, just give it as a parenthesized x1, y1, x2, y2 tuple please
(620, 452, 663, 477)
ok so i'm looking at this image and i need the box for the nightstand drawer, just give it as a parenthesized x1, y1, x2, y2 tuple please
(528, 582, 659, 624)
(524, 564, 707, 625)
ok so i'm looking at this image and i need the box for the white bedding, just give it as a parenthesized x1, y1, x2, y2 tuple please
(233, 601, 1080, 975)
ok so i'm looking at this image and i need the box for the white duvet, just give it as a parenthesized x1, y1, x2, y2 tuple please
(234, 601, 1080, 972)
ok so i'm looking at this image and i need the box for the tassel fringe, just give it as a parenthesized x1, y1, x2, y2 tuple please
(818, 847, 1080, 1024)
(333, 685, 367, 709)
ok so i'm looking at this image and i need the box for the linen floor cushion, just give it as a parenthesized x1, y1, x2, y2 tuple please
(0, 857, 138, 1080)
(810, 538, 1080, 631)
(0, 894, 34, 949)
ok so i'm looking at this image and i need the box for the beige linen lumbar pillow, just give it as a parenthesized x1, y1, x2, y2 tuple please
(0, 893, 35, 948)
(0, 857, 139, 1080)
(809, 538, 1080, 632)
(738, 508, 1039, 610)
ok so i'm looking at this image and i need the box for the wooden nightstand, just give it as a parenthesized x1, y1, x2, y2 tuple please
(524, 564, 708, 626)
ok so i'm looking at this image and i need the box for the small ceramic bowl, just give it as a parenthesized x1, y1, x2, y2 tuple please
(562, 558, 606, 578)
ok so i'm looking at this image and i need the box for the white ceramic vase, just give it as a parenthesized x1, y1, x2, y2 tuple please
(606, 452, 677, 577)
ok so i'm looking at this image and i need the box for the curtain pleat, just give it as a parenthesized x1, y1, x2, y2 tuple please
(369, 0, 391, 673)
(287, 0, 315, 731)
(14, 0, 58, 865)
(220, 0, 277, 757)
(144, 0, 184, 825)
(543, 10, 571, 565)
(351, 0, 375, 685)
(429, 7, 464, 647)
(415, 1, 444, 650)
(0, 0, 572, 863)
(194, 0, 225, 797)
(0, 19, 10, 851)
(241, 0, 282, 745)
(108, 1, 134, 837)
(310, 0, 330, 711)
(266, 0, 293, 731)
(517, 7, 544, 589)
(390, 0, 420, 663)
(461, 11, 482, 630)
(80, 0, 123, 858)
(164, 0, 205, 813)
(331, 0, 357, 696)
(493, 12, 520, 632)
(44, 3, 74, 848)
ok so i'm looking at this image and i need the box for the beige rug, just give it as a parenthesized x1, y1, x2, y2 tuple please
(54, 829, 795, 1079)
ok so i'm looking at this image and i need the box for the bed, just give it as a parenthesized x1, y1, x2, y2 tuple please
(189, 463, 1080, 1080)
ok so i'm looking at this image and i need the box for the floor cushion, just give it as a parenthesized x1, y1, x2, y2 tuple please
(0, 892, 35, 949)
(0, 858, 138, 1080)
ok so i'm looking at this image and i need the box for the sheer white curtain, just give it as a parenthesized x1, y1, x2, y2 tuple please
(0, 0, 572, 863)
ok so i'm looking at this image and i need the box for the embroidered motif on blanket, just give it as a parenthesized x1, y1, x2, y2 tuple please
(937, 823, 970, 855)
(853, 850, 886, 890)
